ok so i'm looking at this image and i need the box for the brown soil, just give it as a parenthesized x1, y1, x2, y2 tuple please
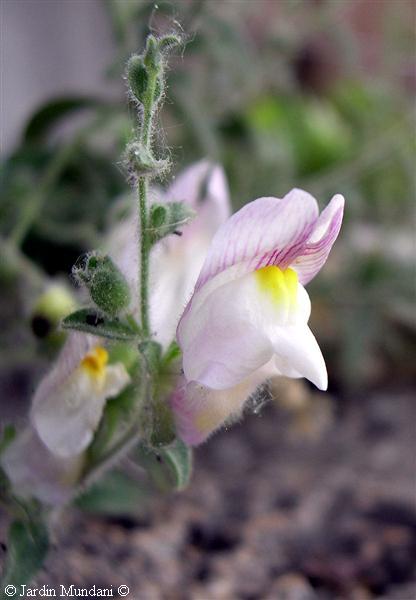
(3, 388, 413, 600)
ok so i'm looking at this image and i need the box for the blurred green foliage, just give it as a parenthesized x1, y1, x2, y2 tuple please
(1, 0, 415, 391)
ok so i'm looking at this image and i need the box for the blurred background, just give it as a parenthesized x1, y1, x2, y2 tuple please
(1, 1, 415, 598)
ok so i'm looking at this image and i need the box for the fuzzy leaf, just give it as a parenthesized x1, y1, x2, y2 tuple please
(62, 309, 139, 341)
(0, 519, 49, 593)
(76, 470, 148, 517)
(148, 202, 196, 244)
(135, 439, 192, 491)
(86, 384, 140, 464)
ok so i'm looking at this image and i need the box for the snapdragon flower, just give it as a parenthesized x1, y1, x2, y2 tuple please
(2, 333, 130, 503)
(171, 189, 344, 445)
(109, 160, 230, 347)
(31, 333, 130, 458)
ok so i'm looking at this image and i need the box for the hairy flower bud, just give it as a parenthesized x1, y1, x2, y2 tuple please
(127, 55, 149, 103)
(144, 35, 161, 70)
(74, 253, 131, 316)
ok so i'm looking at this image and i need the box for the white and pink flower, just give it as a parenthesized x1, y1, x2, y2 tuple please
(1, 333, 130, 503)
(171, 188, 344, 445)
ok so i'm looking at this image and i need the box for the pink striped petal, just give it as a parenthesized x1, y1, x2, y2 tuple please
(194, 189, 319, 292)
(292, 194, 344, 285)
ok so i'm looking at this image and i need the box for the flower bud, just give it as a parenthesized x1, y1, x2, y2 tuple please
(144, 35, 161, 70)
(74, 253, 131, 316)
(127, 55, 149, 103)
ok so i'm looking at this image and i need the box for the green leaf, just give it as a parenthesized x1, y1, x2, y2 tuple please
(76, 469, 148, 517)
(86, 384, 139, 464)
(0, 426, 16, 456)
(136, 439, 192, 492)
(148, 202, 196, 245)
(62, 308, 139, 341)
(0, 519, 49, 594)
(161, 341, 182, 367)
(23, 97, 101, 143)
(23, 96, 102, 142)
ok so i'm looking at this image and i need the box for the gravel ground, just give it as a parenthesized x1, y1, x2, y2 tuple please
(2, 385, 413, 600)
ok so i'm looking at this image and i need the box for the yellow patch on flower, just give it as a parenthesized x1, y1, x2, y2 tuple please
(80, 347, 108, 382)
(255, 265, 298, 308)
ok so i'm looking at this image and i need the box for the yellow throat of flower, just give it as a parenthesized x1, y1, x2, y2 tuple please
(255, 265, 298, 309)
(80, 347, 108, 383)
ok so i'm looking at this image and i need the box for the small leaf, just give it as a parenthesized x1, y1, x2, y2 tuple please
(161, 341, 182, 366)
(135, 439, 192, 492)
(62, 309, 138, 341)
(159, 34, 182, 53)
(150, 204, 167, 229)
(148, 202, 196, 244)
(0, 519, 49, 592)
(87, 384, 140, 464)
(76, 469, 148, 517)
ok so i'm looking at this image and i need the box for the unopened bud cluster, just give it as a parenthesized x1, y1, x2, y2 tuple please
(125, 34, 181, 181)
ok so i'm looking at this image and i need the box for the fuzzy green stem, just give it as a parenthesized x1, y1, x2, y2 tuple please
(137, 69, 159, 337)
(141, 71, 158, 148)
(138, 177, 150, 336)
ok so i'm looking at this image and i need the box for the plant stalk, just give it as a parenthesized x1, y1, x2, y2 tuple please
(137, 69, 158, 337)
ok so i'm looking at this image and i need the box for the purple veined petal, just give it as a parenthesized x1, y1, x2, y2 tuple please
(292, 194, 345, 285)
(194, 189, 319, 293)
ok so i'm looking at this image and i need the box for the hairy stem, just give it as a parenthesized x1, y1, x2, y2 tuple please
(137, 70, 158, 337)
(138, 177, 150, 336)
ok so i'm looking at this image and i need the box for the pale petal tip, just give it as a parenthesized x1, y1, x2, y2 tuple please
(316, 371, 328, 391)
(331, 193, 345, 210)
(312, 356, 328, 391)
